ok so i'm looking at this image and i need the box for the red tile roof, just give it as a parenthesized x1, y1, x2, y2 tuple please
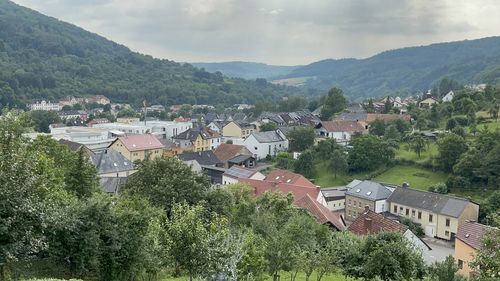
(318, 120, 366, 132)
(348, 208, 408, 235)
(214, 144, 249, 162)
(295, 194, 345, 230)
(239, 178, 320, 203)
(265, 169, 317, 188)
(116, 134, 164, 152)
(456, 221, 492, 250)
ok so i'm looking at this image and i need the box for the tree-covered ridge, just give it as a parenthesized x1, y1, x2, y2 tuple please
(276, 37, 500, 100)
(0, 0, 303, 108)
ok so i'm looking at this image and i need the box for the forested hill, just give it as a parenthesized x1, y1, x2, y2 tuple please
(191, 61, 299, 80)
(274, 37, 500, 100)
(0, 0, 304, 108)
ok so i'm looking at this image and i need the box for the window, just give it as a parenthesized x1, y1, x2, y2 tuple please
(399, 207, 403, 213)
(446, 219, 450, 227)
(445, 231, 450, 236)
(418, 212, 422, 219)
(429, 214, 433, 223)
(406, 208, 409, 216)
(412, 210, 416, 217)
(457, 259, 463, 269)
(348, 199, 351, 205)
(393, 205, 397, 213)
(254, 147, 258, 150)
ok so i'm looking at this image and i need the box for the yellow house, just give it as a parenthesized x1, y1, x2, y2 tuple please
(222, 121, 256, 139)
(388, 187, 479, 241)
(455, 221, 492, 278)
(108, 134, 164, 162)
(173, 128, 221, 152)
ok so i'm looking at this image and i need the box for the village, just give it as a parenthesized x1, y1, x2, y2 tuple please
(22, 90, 497, 280)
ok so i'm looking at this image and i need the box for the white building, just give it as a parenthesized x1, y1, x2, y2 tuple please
(93, 120, 192, 139)
(243, 130, 288, 160)
(315, 120, 366, 143)
(442, 91, 454, 102)
(27, 100, 61, 111)
(49, 126, 117, 151)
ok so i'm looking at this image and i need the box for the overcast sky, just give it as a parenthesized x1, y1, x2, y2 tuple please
(12, 0, 500, 65)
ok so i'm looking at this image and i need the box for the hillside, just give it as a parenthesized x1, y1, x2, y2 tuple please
(191, 61, 299, 79)
(0, 0, 304, 108)
(274, 37, 500, 100)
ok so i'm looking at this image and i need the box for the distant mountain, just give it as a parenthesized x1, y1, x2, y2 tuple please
(273, 37, 500, 100)
(191, 61, 299, 80)
(0, 0, 304, 108)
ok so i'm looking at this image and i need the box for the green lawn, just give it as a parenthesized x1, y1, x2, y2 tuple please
(374, 165, 448, 190)
(395, 143, 438, 164)
(313, 162, 382, 187)
(162, 271, 353, 281)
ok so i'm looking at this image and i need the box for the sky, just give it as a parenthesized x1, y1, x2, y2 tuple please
(12, 0, 500, 65)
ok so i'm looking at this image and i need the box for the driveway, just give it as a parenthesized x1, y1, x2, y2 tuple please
(421, 237, 455, 265)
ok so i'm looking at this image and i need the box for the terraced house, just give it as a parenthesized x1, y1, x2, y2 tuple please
(388, 187, 479, 240)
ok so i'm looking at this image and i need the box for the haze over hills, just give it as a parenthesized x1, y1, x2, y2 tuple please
(0, 0, 305, 108)
(195, 37, 500, 100)
(191, 61, 300, 80)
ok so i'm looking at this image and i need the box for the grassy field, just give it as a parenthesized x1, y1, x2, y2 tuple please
(162, 271, 353, 281)
(313, 162, 385, 187)
(374, 165, 448, 190)
(395, 142, 438, 164)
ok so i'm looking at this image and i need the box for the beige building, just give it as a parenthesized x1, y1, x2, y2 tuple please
(344, 180, 394, 222)
(454, 221, 493, 278)
(109, 134, 164, 162)
(222, 121, 256, 139)
(388, 187, 479, 241)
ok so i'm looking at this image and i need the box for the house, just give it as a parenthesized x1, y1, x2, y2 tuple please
(173, 128, 221, 152)
(344, 180, 394, 222)
(222, 121, 256, 139)
(243, 130, 289, 160)
(222, 166, 265, 185)
(58, 110, 88, 121)
(348, 207, 431, 260)
(321, 188, 347, 211)
(315, 120, 366, 143)
(177, 150, 223, 172)
(87, 118, 110, 127)
(214, 143, 255, 168)
(265, 169, 317, 188)
(91, 149, 136, 178)
(87, 95, 110, 105)
(27, 99, 61, 111)
(295, 194, 346, 230)
(240, 178, 344, 230)
(58, 139, 94, 157)
(51, 126, 115, 152)
(387, 187, 479, 240)
(442, 91, 455, 102)
(419, 97, 438, 108)
(207, 121, 227, 133)
(201, 166, 227, 185)
(455, 221, 494, 278)
(108, 134, 164, 162)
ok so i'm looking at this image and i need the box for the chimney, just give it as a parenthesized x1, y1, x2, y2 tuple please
(364, 205, 370, 213)
(364, 217, 372, 233)
(402, 182, 409, 188)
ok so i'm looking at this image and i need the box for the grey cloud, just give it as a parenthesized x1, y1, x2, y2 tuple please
(12, 0, 500, 64)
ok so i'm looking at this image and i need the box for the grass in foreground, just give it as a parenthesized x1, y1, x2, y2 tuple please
(162, 271, 353, 281)
(374, 165, 448, 190)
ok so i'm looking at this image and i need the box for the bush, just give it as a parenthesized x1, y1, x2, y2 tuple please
(401, 218, 425, 237)
(428, 182, 448, 194)
(446, 176, 471, 189)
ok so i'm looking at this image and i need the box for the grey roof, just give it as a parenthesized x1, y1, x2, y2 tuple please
(335, 112, 368, 122)
(251, 131, 285, 143)
(178, 151, 222, 166)
(321, 188, 347, 199)
(91, 149, 135, 175)
(174, 128, 199, 142)
(99, 177, 128, 193)
(224, 166, 256, 179)
(228, 154, 254, 164)
(345, 180, 394, 201)
(388, 188, 474, 218)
